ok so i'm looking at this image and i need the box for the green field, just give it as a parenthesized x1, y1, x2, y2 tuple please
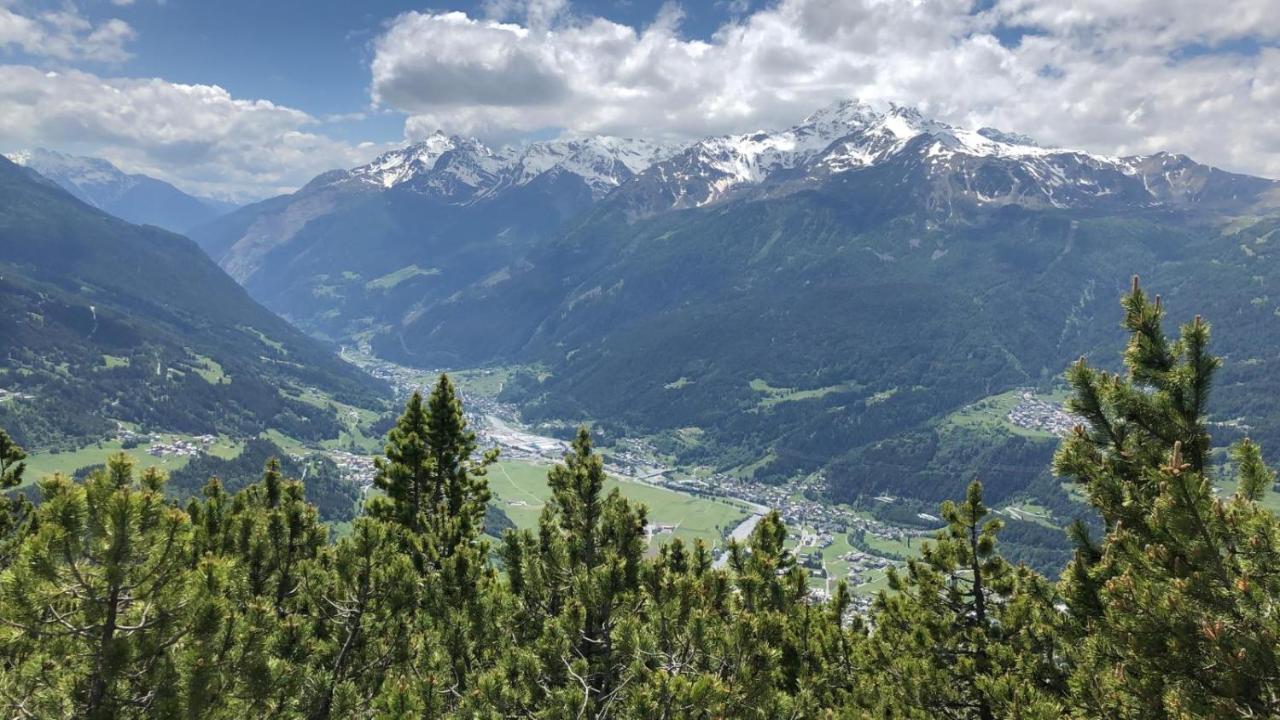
(487, 461, 751, 551)
(365, 265, 440, 291)
(282, 386, 384, 454)
(999, 501, 1057, 527)
(23, 434, 244, 486)
(749, 378, 864, 410)
(450, 366, 519, 398)
(188, 353, 229, 384)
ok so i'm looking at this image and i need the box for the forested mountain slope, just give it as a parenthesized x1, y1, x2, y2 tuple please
(363, 106, 1279, 508)
(196, 101, 1280, 508)
(188, 135, 676, 344)
(0, 156, 388, 450)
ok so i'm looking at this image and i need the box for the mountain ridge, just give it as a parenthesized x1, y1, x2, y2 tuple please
(188, 99, 1280, 511)
(0, 154, 387, 450)
(5, 148, 238, 234)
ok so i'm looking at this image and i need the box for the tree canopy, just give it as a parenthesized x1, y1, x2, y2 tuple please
(2, 280, 1279, 718)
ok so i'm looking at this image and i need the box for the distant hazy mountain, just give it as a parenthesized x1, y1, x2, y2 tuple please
(0, 155, 386, 450)
(5, 148, 237, 233)
(193, 100, 1280, 512)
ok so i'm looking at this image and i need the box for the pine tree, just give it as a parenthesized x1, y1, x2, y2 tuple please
(368, 377, 503, 704)
(0, 428, 25, 489)
(369, 391, 433, 533)
(0, 455, 193, 719)
(369, 376, 496, 561)
(0, 428, 31, 569)
(424, 373, 496, 540)
(1056, 277, 1280, 717)
(493, 427, 648, 715)
(303, 517, 418, 720)
(861, 480, 1063, 718)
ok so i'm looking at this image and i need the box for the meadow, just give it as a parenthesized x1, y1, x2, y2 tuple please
(487, 460, 753, 551)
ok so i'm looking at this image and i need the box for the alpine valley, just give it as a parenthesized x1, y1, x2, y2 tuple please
(190, 99, 1280, 520)
(0, 155, 388, 455)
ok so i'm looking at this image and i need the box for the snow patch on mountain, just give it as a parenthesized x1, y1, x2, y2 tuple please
(617, 98, 1270, 213)
(6, 148, 142, 208)
(340, 132, 682, 202)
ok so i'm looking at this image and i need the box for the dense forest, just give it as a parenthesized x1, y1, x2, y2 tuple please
(1, 282, 1279, 718)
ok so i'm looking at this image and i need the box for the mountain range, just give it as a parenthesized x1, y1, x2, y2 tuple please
(5, 148, 237, 234)
(189, 99, 1280, 513)
(0, 155, 387, 451)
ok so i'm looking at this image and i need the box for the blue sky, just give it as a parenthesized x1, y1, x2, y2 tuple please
(0, 0, 1276, 201)
(63, 0, 755, 146)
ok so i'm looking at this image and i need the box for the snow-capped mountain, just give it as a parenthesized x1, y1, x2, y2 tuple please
(614, 100, 1276, 217)
(327, 132, 681, 202)
(5, 148, 236, 233)
(277, 98, 1272, 222)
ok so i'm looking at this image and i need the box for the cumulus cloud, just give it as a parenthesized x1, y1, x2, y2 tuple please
(0, 2, 136, 63)
(0, 65, 391, 201)
(370, 0, 1280, 178)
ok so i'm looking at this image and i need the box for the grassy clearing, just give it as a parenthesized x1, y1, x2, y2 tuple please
(239, 326, 286, 354)
(101, 354, 130, 369)
(999, 501, 1057, 527)
(260, 429, 311, 457)
(729, 450, 778, 480)
(282, 386, 384, 454)
(449, 367, 517, 399)
(189, 353, 229, 384)
(749, 378, 863, 410)
(853, 568, 893, 596)
(487, 461, 752, 551)
(365, 265, 440, 291)
(862, 533, 918, 558)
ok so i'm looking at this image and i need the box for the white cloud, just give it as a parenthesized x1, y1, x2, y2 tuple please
(0, 3, 135, 63)
(370, 0, 1280, 178)
(0, 65, 392, 201)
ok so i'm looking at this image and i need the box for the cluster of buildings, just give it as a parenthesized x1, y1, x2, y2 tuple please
(1006, 390, 1078, 436)
(664, 471, 924, 547)
(475, 414, 569, 462)
(645, 522, 679, 543)
(330, 450, 377, 487)
(147, 434, 217, 458)
(341, 348, 435, 399)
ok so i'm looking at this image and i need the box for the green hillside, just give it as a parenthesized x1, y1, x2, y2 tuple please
(0, 156, 389, 451)
(376, 187, 1280, 514)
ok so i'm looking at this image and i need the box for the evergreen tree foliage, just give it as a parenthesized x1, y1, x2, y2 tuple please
(1055, 277, 1280, 717)
(0, 428, 25, 489)
(0, 428, 31, 568)
(862, 480, 1064, 718)
(0, 328, 1275, 719)
(0, 456, 192, 718)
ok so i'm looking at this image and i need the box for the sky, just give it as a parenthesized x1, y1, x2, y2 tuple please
(0, 0, 1277, 202)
